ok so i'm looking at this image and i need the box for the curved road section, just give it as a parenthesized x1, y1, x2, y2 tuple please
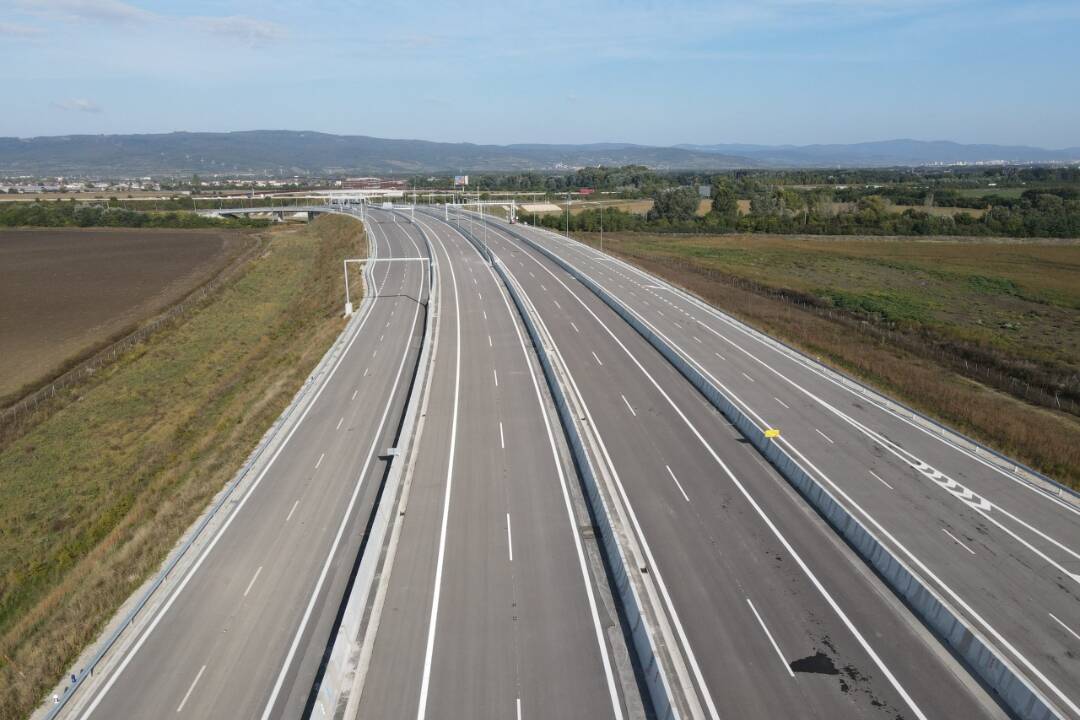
(58, 213, 428, 719)
(486, 215, 1080, 720)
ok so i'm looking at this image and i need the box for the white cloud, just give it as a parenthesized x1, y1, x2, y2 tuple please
(0, 21, 43, 36)
(18, 0, 153, 24)
(15, 0, 285, 44)
(51, 98, 103, 113)
(188, 16, 286, 45)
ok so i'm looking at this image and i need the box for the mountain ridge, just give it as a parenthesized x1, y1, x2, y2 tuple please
(1, 130, 1077, 176)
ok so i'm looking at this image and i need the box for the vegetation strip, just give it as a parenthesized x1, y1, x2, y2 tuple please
(567, 231, 1080, 489)
(0, 215, 366, 720)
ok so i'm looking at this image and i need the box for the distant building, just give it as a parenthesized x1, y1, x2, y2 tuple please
(341, 177, 406, 190)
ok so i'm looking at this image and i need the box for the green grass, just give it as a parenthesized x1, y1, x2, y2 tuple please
(0, 215, 365, 720)
(576, 231, 1080, 487)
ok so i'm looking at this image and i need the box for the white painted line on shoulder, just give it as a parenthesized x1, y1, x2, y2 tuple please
(621, 394, 637, 417)
(285, 499, 299, 523)
(592, 351, 603, 366)
(942, 528, 976, 555)
(869, 470, 893, 490)
(815, 428, 834, 444)
(774, 397, 790, 409)
(746, 598, 794, 678)
(315, 453, 325, 469)
(1049, 612, 1080, 642)
(243, 566, 263, 597)
(176, 664, 206, 713)
(666, 465, 690, 503)
(506, 513, 513, 562)
(336, 417, 344, 431)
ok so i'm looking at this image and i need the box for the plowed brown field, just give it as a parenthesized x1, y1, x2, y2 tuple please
(0, 228, 245, 401)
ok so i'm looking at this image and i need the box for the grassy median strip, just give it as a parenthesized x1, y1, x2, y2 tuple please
(0, 214, 365, 720)
(576, 231, 1080, 489)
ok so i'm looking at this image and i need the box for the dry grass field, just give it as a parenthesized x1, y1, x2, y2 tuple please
(576, 231, 1080, 487)
(0, 215, 365, 719)
(0, 229, 247, 403)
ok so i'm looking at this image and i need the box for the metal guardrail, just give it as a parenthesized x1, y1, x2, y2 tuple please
(491, 216, 1065, 720)
(43, 206, 374, 719)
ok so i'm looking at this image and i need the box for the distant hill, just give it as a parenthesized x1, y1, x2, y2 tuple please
(0, 131, 752, 176)
(676, 139, 1080, 167)
(1, 132, 1076, 176)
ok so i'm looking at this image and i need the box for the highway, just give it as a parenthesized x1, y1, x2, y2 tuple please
(483, 216, 1080, 719)
(443, 209, 1006, 719)
(61, 212, 428, 719)
(54, 202, 1076, 720)
(356, 210, 636, 719)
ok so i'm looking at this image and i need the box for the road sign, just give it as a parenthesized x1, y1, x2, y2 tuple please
(454, 175, 469, 187)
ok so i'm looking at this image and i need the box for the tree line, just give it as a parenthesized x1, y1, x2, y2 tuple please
(0, 201, 268, 229)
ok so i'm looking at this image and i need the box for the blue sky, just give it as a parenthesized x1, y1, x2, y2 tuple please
(1, 0, 1077, 147)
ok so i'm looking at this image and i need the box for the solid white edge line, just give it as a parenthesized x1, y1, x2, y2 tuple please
(176, 664, 206, 714)
(76, 217, 399, 720)
(440, 214, 625, 719)
(498, 222, 930, 720)
(746, 598, 795, 678)
(414, 218, 463, 720)
(258, 211, 427, 720)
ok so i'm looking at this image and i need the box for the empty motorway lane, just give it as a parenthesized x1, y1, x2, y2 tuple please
(356, 210, 635, 719)
(465, 210, 1005, 719)
(490, 216, 1080, 719)
(61, 212, 427, 719)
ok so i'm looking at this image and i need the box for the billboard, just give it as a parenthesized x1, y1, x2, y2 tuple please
(698, 185, 712, 198)
(454, 175, 469, 187)
(579, 188, 595, 196)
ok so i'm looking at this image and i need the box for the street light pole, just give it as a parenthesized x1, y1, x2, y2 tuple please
(565, 191, 570, 238)
(600, 203, 604, 253)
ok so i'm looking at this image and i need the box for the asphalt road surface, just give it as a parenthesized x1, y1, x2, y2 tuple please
(59, 204, 1077, 720)
(66, 212, 427, 719)
(485, 215, 1080, 720)
(457, 209, 1008, 720)
(356, 210, 633, 720)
